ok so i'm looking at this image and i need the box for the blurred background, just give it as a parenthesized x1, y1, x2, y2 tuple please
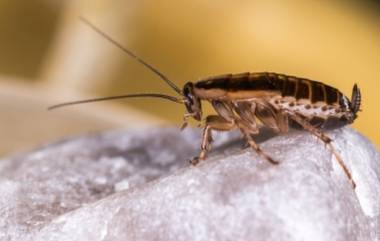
(0, 0, 379, 157)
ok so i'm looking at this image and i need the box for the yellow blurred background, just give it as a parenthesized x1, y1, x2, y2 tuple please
(0, 0, 379, 157)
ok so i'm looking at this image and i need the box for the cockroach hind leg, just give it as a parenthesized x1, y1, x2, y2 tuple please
(288, 113, 356, 189)
(349, 178, 356, 189)
(329, 147, 356, 189)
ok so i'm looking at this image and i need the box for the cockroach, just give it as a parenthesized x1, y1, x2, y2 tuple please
(49, 18, 361, 188)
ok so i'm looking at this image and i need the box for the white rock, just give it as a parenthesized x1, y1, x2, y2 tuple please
(0, 127, 379, 241)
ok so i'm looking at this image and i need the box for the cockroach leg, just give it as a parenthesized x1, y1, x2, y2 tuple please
(233, 104, 279, 165)
(180, 122, 188, 131)
(180, 113, 195, 130)
(242, 131, 279, 165)
(288, 113, 356, 189)
(242, 141, 250, 149)
(190, 115, 235, 165)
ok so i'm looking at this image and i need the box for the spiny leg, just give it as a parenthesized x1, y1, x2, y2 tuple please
(238, 125, 279, 165)
(288, 113, 356, 189)
(190, 115, 235, 165)
(232, 101, 280, 165)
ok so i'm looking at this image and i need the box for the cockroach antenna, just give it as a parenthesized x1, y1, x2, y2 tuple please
(47, 93, 183, 110)
(48, 17, 184, 110)
(79, 17, 182, 95)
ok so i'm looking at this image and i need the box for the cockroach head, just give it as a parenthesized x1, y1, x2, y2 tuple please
(183, 82, 202, 121)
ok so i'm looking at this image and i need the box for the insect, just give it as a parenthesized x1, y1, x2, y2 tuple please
(49, 18, 361, 189)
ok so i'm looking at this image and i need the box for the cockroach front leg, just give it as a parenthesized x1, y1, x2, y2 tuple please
(288, 112, 356, 189)
(190, 115, 235, 165)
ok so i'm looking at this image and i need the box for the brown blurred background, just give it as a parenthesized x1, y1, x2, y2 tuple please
(0, 0, 379, 157)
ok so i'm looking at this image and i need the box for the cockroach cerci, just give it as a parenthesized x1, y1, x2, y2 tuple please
(49, 18, 361, 189)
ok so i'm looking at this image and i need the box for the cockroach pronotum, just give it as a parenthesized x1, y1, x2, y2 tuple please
(49, 18, 361, 189)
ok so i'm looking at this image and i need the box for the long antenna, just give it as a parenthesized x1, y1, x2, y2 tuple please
(79, 17, 182, 95)
(48, 93, 183, 110)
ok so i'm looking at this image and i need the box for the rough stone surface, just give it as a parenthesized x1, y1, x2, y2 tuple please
(0, 127, 379, 241)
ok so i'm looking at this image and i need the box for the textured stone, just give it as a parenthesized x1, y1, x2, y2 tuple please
(0, 127, 379, 241)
